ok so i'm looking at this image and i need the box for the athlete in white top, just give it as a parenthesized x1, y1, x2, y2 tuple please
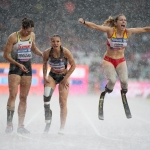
(3, 18, 43, 134)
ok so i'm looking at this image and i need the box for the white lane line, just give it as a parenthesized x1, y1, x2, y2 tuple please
(78, 104, 122, 141)
(25, 108, 43, 127)
(133, 115, 150, 124)
(15, 133, 100, 150)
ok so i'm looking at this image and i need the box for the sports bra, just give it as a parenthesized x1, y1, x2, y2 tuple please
(107, 28, 128, 50)
(48, 47, 68, 73)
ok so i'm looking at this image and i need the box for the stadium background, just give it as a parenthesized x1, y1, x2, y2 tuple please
(0, 0, 150, 97)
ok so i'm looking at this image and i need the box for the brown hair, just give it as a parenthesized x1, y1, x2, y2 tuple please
(103, 14, 125, 27)
(50, 34, 61, 40)
(22, 18, 34, 29)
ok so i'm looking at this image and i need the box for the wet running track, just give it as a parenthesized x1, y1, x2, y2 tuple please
(0, 94, 150, 150)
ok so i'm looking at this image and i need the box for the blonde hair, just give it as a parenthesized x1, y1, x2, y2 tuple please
(103, 14, 125, 27)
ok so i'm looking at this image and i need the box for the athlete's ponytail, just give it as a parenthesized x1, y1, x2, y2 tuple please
(103, 16, 115, 27)
(103, 14, 125, 27)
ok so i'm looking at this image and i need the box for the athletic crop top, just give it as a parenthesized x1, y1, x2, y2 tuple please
(107, 28, 128, 50)
(11, 32, 33, 62)
(48, 47, 68, 73)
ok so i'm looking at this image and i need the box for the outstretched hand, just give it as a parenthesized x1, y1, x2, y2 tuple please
(78, 18, 85, 24)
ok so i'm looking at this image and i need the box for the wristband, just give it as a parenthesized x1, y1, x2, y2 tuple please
(83, 20, 85, 24)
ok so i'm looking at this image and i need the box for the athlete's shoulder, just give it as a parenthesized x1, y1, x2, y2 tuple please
(9, 32, 17, 38)
(7, 32, 17, 43)
(44, 48, 50, 52)
(30, 32, 35, 40)
(62, 47, 71, 54)
(107, 27, 115, 38)
(43, 48, 50, 60)
(31, 32, 35, 36)
(43, 48, 51, 54)
(62, 47, 70, 52)
(62, 47, 72, 58)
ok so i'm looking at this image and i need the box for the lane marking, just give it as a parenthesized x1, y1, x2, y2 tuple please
(133, 115, 150, 124)
(15, 105, 100, 149)
(25, 108, 43, 127)
(15, 133, 100, 150)
(78, 104, 122, 141)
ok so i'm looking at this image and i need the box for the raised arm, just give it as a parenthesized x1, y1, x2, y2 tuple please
(127, 26, 150, 36)
(78, 18, 111, 33)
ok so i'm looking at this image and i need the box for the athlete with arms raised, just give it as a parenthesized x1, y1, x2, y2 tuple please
(78, 14, 150, 119)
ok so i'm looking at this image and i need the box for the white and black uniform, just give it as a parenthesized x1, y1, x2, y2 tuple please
(9, 32, 32, 76)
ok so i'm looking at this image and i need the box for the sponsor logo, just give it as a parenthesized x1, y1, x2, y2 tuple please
(18, 45, 31, 49)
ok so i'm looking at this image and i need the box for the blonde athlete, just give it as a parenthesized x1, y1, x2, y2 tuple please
(3, 18, 43, 134)
(43, 34, 76, 134)
(78, 14, 150, 119)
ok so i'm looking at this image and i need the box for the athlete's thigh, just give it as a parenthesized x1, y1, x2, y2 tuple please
(116, 61, 128, 80)
(45, 75, 56, 89)
(58, 79, 69, 102)
(20, 76, 32, 96)
(8, 74, 21, 96)
(102, 60, 116, 79)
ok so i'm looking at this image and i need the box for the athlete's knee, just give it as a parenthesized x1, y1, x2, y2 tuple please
(19, 94, 27, 102)
(60, 101, 67, 109)
(9, 94, 17, 101)
(108, 77, 116, 87)
(44, 87, 54, 103)
(120, 79, 128, 88)
(121, 89, 128, 94)
(105, 85, 113, 93)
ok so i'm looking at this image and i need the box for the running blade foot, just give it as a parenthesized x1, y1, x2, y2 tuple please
(98, 91, 105, 120)
(44, 123, 51, 133)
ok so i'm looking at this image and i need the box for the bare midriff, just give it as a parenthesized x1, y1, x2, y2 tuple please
(50, 68, 68, 74)
(104, 46, 125, 59)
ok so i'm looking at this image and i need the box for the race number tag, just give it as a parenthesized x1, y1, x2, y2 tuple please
(17, 49, 32, 61)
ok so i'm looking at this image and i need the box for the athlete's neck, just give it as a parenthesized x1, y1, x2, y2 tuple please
(116, 28, 125, 38)
(18, 30, 30, 40)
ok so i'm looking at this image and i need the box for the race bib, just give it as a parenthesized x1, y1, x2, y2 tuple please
(17, 49, 32, 61)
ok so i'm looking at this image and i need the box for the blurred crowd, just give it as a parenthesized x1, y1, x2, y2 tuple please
(0, 0, 150, 92)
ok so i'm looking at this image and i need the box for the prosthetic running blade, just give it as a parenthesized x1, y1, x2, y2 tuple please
(44, 122, 52, 133)
(121, 91, 132, 119)
(44, 110, 52, 133)
(98, 91, 106, 120)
